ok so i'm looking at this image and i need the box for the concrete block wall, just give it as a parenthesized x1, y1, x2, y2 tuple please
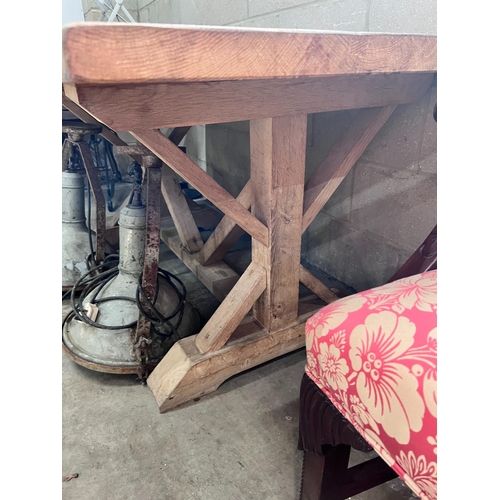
(136, 0, 436, 34)
(86, 0, 438, 292)
(82, 0, 139, 22)
(203, 80, 436, 292)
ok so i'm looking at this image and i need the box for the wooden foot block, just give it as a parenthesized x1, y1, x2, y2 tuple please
(147, 316, 313, 413)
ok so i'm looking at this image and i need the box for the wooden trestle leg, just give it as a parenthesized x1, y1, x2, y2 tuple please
(146, 114, 314, 412)
(135, 104, 397, 412)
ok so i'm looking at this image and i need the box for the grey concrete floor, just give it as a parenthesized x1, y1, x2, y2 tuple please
(62, 238, 418, 500)
(62, 348, 417, 500)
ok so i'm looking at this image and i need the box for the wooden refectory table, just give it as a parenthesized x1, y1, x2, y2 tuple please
(62, 23, 437, 412)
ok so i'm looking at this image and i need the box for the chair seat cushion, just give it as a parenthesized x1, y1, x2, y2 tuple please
(305, 270, 437, 500)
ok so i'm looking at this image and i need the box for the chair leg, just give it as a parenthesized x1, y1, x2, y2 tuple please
(300, 446, 398, 500)
(298, 375, 398, 499)
(300, 445, 351, 500)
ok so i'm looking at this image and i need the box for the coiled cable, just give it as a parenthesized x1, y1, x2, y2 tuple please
(63, 254, 189, 342)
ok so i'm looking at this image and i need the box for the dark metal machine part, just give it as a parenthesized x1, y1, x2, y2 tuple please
(62, 121, 107, 265)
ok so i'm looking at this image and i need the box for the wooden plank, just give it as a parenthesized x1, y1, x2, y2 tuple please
(250, 114, 307, 331)
(65, 74, 433, 131)
(156, 126, 196, 235)
(302, 105, 397, 232)
(131, 129, 269, 247)
(197, 180, 252, 265)
(195, 262, 266, 353)
(161, 227, 239, 303)
(161, 164, 203, 253)
(299, 265, 340, 304)
(148, 315, 311, 413)
(63, 24, 436, 85)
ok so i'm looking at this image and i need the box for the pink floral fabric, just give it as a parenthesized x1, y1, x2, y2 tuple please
(305, 270, 437, 500)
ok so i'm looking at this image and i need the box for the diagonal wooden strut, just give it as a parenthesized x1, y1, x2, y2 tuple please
(195, 262, 267, 353)
(160, 163, 203, 253)
(197, 180, 253, 265)
(302, 105, 397, 233)
(130, 129, 269, 248)
(299, 265, 340, 304)
(161, 227, 239, 303)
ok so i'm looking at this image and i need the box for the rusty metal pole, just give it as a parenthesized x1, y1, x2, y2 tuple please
(62, 122, 106, 265)
(117, 145, 163, 382)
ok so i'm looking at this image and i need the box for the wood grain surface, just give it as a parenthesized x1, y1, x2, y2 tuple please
(250, 114, 307, 331)
(131, 129, 269, 247)
(160, 164, 203, 253)
(161, 227, 239, 303)
(65, 74, 433, 131)
(63, 24, 436, 85)
(195, 262, 267, 353)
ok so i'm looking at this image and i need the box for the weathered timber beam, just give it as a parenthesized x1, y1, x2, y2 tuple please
(197, 180, 253, 265)
(148, 315, 308, 413)
(65, 74, 433, 130)
(161, 227, 239, 303)
(302, 105, 397, 233)
(299, 265, 340, 304)
(131, 129, 269, 247)
(250, 114, 307, 331)
(161, 164, 203, 253)
(195, 262, 267, 353)
(62, 26, 436, 85)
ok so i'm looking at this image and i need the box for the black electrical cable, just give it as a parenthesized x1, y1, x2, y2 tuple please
(67, 258, 137, 330)
(86, 176, 96, 269)
(136, 269, 187, 340)
(105, 139, 121, 183)
(62, 254, 119, 316)
(62, 148, 195, 340)
(102, 146, 114, 212)
(62, 254, 119, 301)
(63, 255, 189, 339)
